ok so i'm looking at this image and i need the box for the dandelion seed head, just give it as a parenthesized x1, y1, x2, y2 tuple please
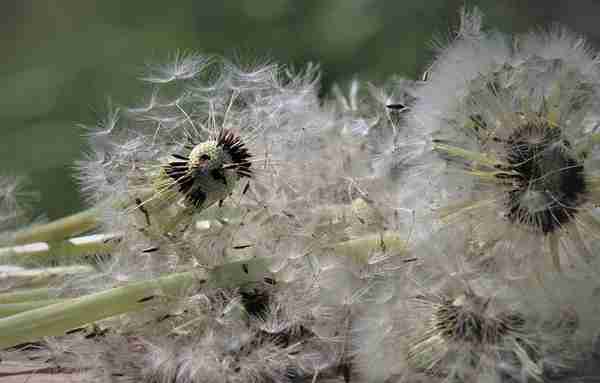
(78, 55, 328, 248)
(500, 121, 587, 234)
(350, 221, 600, 383)
(401, 7, 600, 272)
(380, 277, 543, 382)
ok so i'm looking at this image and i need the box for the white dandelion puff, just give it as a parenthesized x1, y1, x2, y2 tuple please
(352, 229, 600, 383)
(402, 7, 600, 273)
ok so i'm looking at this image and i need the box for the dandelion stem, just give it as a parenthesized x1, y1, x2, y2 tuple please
(10, 208, 100, 245)
(0, 265, 96, 289)
(0, 233, 118, 265)
(547, 233, 562, 273)
(433, 143, 505, 168)
(589, 132, 600, 145)
(331, 232, 407, 263)
(0, 287, 58, 303)
(0, 258, 272, 349)
(0, 299, 65, 318)
(0, 271, 197, 349)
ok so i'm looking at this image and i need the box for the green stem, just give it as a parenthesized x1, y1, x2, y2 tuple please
(7, 190, 159, 247)
(10, 208, 100, 245)
(591, 132, 600, 145)
(0, 299, 65, 318)
(0, 258, 272, 349)
(331, 232, 407, 263)
(0, 233, 118, 265)
(433, 142, 504, 168)
(0, 272, 197, 349)
(0, 265, 95, 289)
(0, 287, 58, 303)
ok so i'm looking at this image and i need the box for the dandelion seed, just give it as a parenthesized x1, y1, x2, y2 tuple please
(0, 176, 36, 232)
(140, 52, 212, 84)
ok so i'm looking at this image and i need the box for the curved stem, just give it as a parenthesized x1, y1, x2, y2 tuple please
(10, 208, 100, 245)
(0, 271, 199, 349)
(0, 287, 58, 303)
(0, 299, 65, 318)
(0, 233, 118, 266)
(0, 258, 273, 349)
(0, 265, 96, 289)
(331, 232, 408, 263)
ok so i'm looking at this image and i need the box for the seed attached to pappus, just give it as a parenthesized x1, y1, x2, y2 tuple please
(154, 128, 253, 211)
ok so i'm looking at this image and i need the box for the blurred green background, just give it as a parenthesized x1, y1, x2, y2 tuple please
(1, 0, 596, 220)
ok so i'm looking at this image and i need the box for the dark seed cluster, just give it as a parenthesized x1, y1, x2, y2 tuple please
(501, 122, 586, 234)
(217, 129, 253, 178)
(162, 129, 253, 208)
(433, 299, 524, 345)
(163, 158, 206, 207)
(408, 294, 535, 378)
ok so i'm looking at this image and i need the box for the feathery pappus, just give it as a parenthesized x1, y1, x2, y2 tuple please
(401, 8, 600, 273)
(77, 55, 325, 239)
(351, 231, 599, 383)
